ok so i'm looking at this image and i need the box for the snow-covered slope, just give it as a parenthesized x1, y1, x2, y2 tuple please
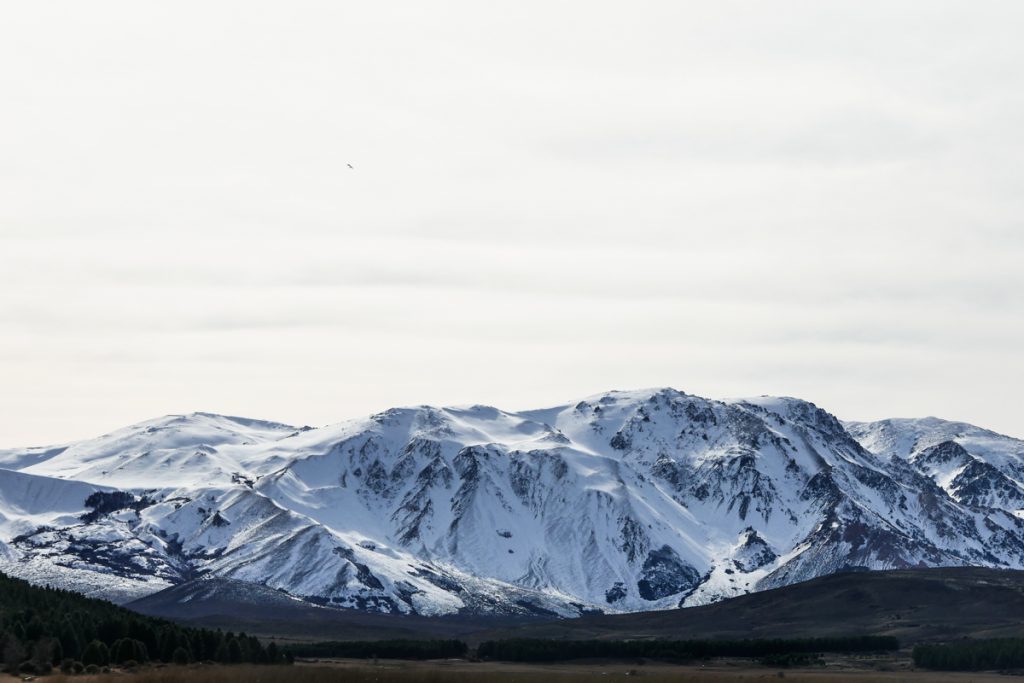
(1, 390, 1023, 615)
(846, 417, 1024, 514)
(2, 413, 302, 488)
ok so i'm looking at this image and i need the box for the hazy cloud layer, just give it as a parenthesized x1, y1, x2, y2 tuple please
(1, 1, 1022, 444)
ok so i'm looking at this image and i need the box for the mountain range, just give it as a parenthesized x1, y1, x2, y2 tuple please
(1, 388, 1022, 617)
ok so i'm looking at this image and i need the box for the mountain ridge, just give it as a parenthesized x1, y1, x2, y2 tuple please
(1, 387, 1023, 616)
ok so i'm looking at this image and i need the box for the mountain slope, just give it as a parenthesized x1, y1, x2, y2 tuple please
(1, 389, 1023, 616)
(481, 566, 1024, 644)
(846, 417, 1024, 512)
(2, 412, 302, 488)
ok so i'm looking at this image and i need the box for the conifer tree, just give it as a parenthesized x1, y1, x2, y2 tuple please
(81, 640, 109, 667)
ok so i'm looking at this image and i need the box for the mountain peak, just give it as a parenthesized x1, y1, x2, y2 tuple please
(2, 388, 1022, 617)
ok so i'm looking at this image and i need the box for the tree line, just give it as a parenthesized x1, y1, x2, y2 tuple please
(285, 639, 468, 660)
(914, 638, 1024, 671)
(476, 636, 900, 662)
(0, 568, 905, 673)
(0, 571, 291, 676)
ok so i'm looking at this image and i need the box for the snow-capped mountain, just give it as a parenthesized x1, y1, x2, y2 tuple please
(1, 389, 1023, 615)
(845, 417, 1024, 512)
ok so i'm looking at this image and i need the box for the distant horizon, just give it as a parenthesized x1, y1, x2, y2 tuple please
(5, 384, 1020, 449)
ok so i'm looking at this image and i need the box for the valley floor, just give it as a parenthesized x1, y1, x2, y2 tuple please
(42, 659, 1021, 683)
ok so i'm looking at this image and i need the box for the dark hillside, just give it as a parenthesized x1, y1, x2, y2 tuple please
(127, 567, 1024, 646)
(488, 567, 1024, 644)
(0, 571, 285, 675)
(127, 578, 552, 642)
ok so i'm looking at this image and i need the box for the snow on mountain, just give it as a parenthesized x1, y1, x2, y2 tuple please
(846, 417, 1024, 512)
(3, 413, 301, 489)
(0, 469, 107, 538)
(1, 390, 1023, 616)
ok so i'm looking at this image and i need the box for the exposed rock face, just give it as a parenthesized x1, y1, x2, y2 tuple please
(637, 545, 702, 600)
(733, 528, 777, 572)
(0, 391, 1023, 615)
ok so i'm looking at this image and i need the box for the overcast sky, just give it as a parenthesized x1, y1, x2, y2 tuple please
(2, 2, 1022, 446)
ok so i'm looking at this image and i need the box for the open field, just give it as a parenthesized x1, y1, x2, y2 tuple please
(41, 660, 1024, 683)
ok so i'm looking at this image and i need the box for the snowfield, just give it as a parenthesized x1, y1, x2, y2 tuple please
(1, 388, 1023, 615)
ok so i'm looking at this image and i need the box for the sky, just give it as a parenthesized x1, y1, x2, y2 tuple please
(1, 2, 1023, 446)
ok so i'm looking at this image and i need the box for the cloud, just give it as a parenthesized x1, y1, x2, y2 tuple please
(0, 1, 1022, 444)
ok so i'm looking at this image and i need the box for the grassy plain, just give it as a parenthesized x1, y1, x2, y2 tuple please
(42, 659, 1023, 683)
